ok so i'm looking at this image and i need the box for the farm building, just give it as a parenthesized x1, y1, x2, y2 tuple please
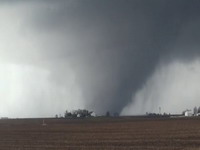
(183, 110, 192, 117)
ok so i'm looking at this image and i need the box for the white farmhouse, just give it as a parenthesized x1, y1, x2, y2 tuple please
(91, 112, 96, 117)
(183, 109, 192, 117)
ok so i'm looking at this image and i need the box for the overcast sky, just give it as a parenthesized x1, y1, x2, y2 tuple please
(0, 0, 200, 117)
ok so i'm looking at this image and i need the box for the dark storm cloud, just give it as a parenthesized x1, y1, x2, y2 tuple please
(1, 0, 200, 116)
(26, 0, 200, 114)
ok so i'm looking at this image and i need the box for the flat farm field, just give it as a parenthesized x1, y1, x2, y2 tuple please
(0, 117, 200, 150)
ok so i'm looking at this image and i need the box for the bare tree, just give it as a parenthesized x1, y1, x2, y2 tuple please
(106, 111, 110, 117)
(194, 106, 198, 116)
(198, 107, 200, 113)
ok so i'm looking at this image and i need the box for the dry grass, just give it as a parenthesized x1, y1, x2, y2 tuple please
(0, 117, 200, 149)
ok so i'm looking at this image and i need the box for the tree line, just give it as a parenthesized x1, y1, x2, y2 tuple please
(55, 109, 119, 118)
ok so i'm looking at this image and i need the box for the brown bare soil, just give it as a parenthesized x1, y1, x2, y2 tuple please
(0, 117, 200, 150)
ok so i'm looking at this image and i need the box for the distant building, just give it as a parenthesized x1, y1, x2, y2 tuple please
(183, 109, 192, 117)
(91, 112, 96, 117)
